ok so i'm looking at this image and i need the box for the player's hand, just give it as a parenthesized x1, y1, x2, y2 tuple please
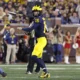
(17, 27, 22, 30)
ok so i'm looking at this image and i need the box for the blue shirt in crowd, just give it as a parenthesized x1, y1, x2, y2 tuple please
(4, 33, 18, 44)
(69, 16, 80, 24)
(3, 30, 9, 40)
(61, 16, 68, 24)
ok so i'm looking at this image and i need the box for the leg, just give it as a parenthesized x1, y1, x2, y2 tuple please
(32, 37, 50, 78)
(53, 44, 58, 63)
(32, 56, 50, 78)
(59, 51, 62, 62)
(6, 44, 12, 64)
(32, 37, 48, 73)
(27, 38, 35, 73)
(11, 45, 16, 63)
(0, 68, 7, 77)
(52, 44, 57, 63)
(76, 48, 80, 64)
(56, 50, 62, 63)
(2, 43, 7, 63)
(0, 68, 4, 74)
(32, 56, 47, 72)
(35, 61, 40, 73)
(27, 53, 35, 73)
(64, 48, 70, 64)
(58, 44, 62, 63)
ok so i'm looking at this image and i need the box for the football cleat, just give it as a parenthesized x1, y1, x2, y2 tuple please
(39, 72, 50, 78)
(26, 71, 32, 74)
(1, 72, 7, 77)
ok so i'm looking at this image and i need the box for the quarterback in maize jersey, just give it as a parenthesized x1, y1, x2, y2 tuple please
(17, 5, 50, 78)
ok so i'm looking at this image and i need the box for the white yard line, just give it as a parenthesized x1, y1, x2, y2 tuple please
(0, 76, 80, 79)
(0, 64, 80, 67)
(9, 67, 80, 70)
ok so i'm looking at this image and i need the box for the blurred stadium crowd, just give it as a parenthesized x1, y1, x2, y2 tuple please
(0, 0, 80, 24)
(0, 0, 28, 24)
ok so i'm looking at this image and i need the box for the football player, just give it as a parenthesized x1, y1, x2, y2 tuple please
(17, 5, 50, 78)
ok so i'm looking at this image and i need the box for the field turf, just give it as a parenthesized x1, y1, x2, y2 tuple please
(0, 64, 80, 80)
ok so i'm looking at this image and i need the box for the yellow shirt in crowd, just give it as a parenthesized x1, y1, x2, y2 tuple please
(4, 0, 26, 4)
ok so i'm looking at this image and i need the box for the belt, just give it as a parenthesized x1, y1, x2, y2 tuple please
(8, 44, 16, 45)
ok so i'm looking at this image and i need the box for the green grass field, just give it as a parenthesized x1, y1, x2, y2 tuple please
(0, 64, 80, 80)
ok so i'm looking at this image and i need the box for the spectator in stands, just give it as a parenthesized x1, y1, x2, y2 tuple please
(50, 25, 63, 63)
(69, 12, 79, 24)
(4, 8, 13, 21)
(4, 0, 9, 3)
(22, 6, 27, 18)
(50, 9, 61, 18)
(15, 14, 24, 23)
(7, 2, 13, 11)
(0, 7, 6, 20)
(42, 7, 48, 18)
(1, 0, 80, 24)
(10, 15, 17, 23)
(63, 31, 72, 64)
(4, 0, 26, 4)
(2, 15, 10, 24)
(42, 11, 50, 18)
(76, 1, 80, 19)
(5, 28, 18, 64)
(61, 13, 69, 24)
(17, 5, 23, 15)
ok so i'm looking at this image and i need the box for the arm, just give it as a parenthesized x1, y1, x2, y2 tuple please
(65, 36, 69, 41)
(17, 22, 39, 32)
(4, 36, 8, 45)
(0, 28, 5, 34)
(4, 33, 9, 43)
(22, 22, 34, 31)
(74, 32, 78, 43)
(48, 32, 54, 40)
(0, 24, 7, 35)
(22, 27, 34, 32)
(58, 29, 63, 37)
(65, 36, 72, 43)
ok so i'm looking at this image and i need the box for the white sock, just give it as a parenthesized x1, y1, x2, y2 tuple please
(79, 56, 80, 63)
(64, 56, 69, 64)
(76, 56, 78, 63)
(78, 56, 80, 63)
(76, 56, 80, 64)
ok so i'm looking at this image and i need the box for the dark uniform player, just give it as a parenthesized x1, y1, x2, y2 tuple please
(26, 26, 40, 74)
(17, 5, 50, 78)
